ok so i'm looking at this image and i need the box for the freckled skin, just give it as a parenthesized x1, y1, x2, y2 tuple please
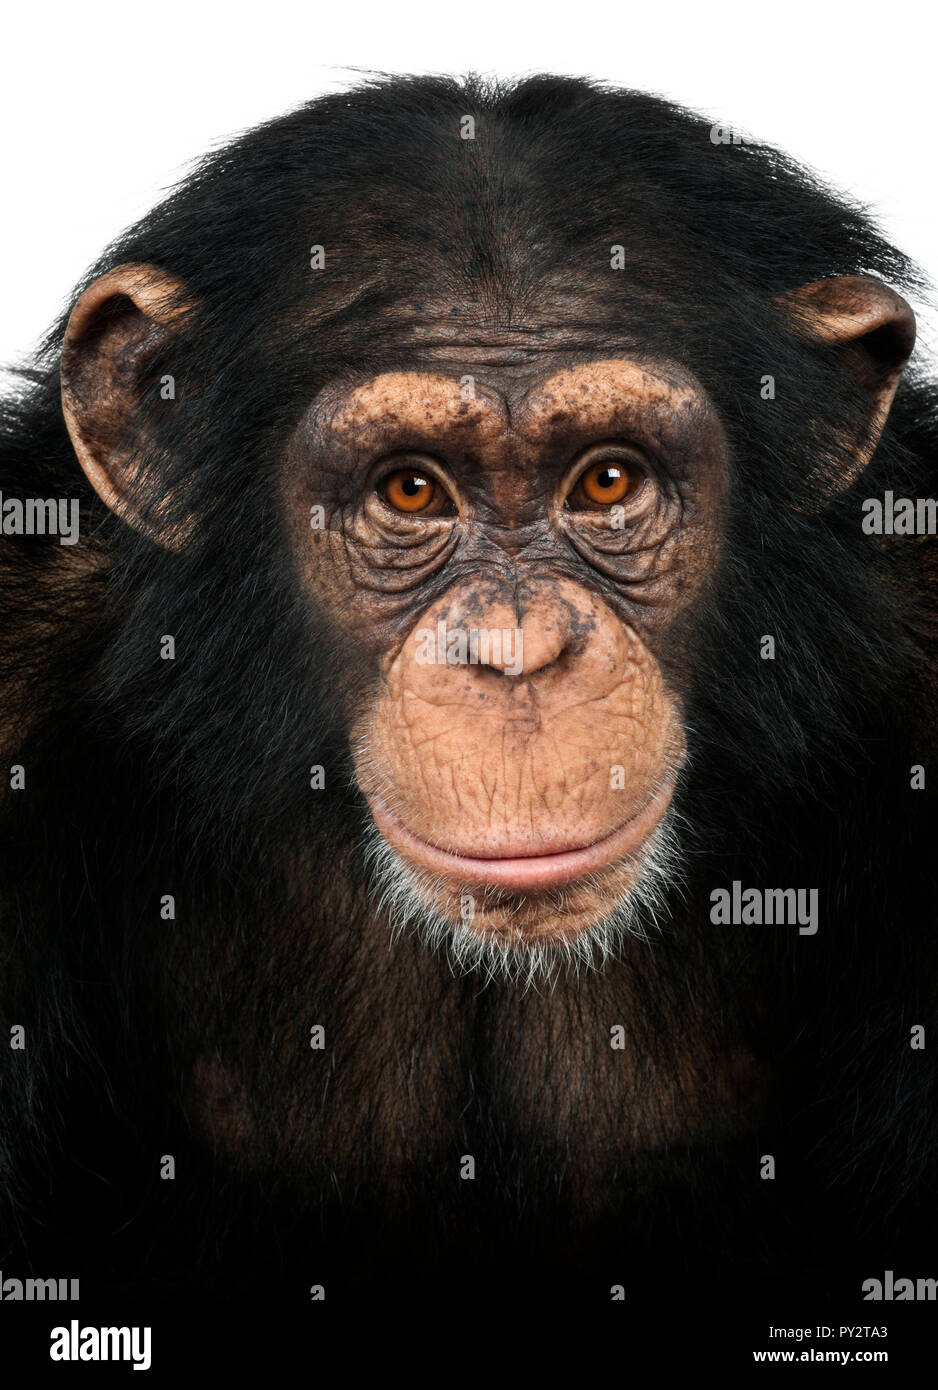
(283, 359, 728, 940)
(369, 577, 676, 849)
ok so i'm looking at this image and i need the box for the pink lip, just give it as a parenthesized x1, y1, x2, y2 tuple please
(367, 781, 675, 893)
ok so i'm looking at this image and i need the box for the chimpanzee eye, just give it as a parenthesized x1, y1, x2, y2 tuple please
(567, 457, 646, 511)
(377, 468, 455, 517)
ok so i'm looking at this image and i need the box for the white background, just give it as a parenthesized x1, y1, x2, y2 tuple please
(2, 0, 936, 373)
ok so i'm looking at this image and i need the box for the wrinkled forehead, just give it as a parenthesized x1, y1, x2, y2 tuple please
(310, 360, 721, 455)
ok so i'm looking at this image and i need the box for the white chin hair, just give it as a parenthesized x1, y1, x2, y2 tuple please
(360, 810, 685, 989)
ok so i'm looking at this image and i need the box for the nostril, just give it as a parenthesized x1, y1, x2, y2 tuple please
(482, 654, 564, 680)
(474, 627, 527, 678)
(511, 644, 569, 679)
(536, 646, 570, 676)
(512, 624, 570, 677)
(453, 596, 576, 678)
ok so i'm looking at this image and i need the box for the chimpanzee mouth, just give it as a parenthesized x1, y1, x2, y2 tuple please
(364, 780, 677, 894)
(361, 801, 684, 985)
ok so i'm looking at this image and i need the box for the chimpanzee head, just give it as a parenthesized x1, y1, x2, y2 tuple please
(55, 75, 917, 981)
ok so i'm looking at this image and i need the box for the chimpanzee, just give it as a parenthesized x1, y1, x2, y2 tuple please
(1, 74, 936, 1338)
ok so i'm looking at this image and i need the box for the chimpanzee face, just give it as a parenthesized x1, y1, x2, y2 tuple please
(281, 355, 729, 961)
(60, 261, 913, 978)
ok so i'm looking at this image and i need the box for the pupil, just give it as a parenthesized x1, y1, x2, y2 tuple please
(402, 476, 424, 496)
(597, 467, 620, 490)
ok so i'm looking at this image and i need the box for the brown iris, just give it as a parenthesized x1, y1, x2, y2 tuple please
(567, 456, 645, 511)
(378, 468, 454, 516)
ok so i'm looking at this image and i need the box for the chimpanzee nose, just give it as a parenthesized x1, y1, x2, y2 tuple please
(478, 597, 570, 677)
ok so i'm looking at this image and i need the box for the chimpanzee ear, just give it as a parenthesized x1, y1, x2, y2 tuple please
(61, 263, 193, 544)
(776, 275, 916, 478)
